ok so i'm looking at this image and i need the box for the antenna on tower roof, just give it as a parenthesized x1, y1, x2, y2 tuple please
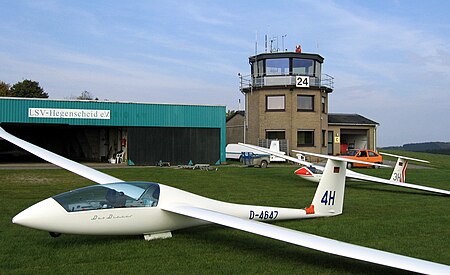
(282, 34, 287, 52)
(269, 36, 277, 53)
(255, 31, 258, 55)
(264, 35, 268, 53)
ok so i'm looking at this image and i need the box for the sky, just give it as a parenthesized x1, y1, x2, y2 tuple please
(1, 0, 449, 146)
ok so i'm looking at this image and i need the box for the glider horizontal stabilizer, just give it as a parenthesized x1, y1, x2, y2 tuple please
(238, 143, 314, 167)
(379, 152, 430, 163)
(292, 150, 449, 196)
(292, 150, 390, 168)
(238, 143, 449, 196)
(0, 127, 123, 184)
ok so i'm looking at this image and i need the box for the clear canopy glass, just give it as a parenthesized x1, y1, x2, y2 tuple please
(53, 182, 160, 212)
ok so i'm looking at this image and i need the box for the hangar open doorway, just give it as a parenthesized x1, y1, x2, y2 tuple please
(0, 124, 122, 163)
(340, 129, 369, 153)
(328, 114, 379, 155)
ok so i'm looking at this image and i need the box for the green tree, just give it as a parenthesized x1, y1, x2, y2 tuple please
(10, 79, 49, 98)
(0, 81, 11, 96)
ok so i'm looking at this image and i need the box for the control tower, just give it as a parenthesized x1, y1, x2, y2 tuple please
(239, 51, 334, 154)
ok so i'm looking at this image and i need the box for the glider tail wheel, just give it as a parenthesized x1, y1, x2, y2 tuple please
(49, 232, 62, 238)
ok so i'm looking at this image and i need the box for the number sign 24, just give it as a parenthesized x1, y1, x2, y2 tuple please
(295, 76, 310, 88)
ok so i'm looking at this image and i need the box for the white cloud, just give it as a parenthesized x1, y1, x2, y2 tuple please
(182, 2, 238, 26)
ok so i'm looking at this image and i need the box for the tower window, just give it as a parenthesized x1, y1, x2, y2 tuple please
(266, 130, 285, 140)
(266, 95, 285, 111)
(293, 59, 314, 76)
(252, 60, 264, 77)
(266, 58, 289, 76)
(297, 95, 314, 111)
(297, 130, 314, 147)
(322, 97, 326, 113)
(322, 130, 327, 147)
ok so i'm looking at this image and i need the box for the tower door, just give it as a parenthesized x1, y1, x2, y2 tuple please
(328, 131, 334, 155)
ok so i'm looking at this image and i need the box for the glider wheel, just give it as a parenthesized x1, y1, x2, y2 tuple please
(49, 232, 62, 238)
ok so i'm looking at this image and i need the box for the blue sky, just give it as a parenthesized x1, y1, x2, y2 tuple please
(1, 0, 449, 146)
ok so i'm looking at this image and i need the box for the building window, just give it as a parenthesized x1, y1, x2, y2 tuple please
(322, 130, 326, 147)
(315, 61, 321, 78)
(297, 95, 314, 111)
(266, 130, 285, 140)
(322, 97, 326, 113)
(266, 58, 289, 76)
(266, 95, 285, 111)
(293, 59, 314, 76)
(297, 130, 314, 147)
(252, 60, 264, 77)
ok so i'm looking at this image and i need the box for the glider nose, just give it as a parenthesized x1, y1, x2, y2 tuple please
(294, 167, 312, 176)
(12, 198, 64, 230)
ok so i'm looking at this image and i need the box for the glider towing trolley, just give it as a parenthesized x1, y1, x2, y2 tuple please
(240, 152, 270, 168)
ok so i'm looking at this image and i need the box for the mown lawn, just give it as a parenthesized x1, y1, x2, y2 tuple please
(0, 152, 449, 274)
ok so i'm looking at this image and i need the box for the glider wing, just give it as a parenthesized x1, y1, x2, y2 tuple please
(346, 170, 450, 195)
(162, 205, 449, 274)
(0, 127, 123, 184)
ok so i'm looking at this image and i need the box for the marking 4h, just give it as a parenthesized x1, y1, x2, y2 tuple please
(321, 190, 336, 206)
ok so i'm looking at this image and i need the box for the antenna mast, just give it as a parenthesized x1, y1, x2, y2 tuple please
(264, 35, 267, 53)
(255, 31, 258, 55)
(282, 34, 287, 52)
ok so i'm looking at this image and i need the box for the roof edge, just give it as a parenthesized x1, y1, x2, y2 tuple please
(0, 97, 225, 108)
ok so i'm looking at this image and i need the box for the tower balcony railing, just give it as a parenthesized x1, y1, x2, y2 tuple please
(239, 74, 334, 92)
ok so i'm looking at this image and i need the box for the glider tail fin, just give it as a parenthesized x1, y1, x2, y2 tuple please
(390, 158, 408, 182)
(298, 150, 387, 216)
(310, 159, 347, 216)
(380, 152, 430, 183)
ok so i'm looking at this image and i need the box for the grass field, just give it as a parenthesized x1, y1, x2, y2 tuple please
(0, 151, 449, 274)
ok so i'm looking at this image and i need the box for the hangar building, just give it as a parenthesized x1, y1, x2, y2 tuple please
(0, 98, 226, 165)
(233, 50, 378, 155)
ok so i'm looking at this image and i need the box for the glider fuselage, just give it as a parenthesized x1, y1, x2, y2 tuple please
(12, 182, 315, 235)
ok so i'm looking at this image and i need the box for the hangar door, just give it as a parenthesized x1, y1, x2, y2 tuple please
(127, 127, 220, 165)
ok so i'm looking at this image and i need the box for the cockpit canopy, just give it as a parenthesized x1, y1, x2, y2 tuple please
(53, 182, 160, 212)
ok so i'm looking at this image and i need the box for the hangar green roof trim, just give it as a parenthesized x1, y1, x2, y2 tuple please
(0, 97, 226, 128)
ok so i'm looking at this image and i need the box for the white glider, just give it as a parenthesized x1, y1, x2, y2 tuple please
(1, 127, 449, 274)
(238, 143, 450, 196)
(295, 151, 430, 184)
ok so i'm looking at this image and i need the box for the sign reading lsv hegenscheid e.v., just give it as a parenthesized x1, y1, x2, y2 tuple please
(28, 108, 111, 120)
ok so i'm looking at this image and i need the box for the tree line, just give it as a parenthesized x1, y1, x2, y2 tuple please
(0, 79, 48, 98)
(1, 79, 96, 100)
(382, 142, 450, 155)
